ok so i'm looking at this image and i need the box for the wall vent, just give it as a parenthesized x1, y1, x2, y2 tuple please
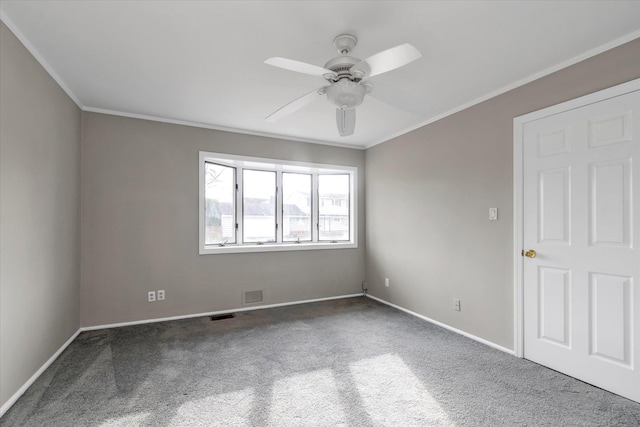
(244, 290, 263, 304)
(210, 313, 235, 321)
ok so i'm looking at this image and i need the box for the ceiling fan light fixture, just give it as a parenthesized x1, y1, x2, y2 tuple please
(326, 79, 366, 109)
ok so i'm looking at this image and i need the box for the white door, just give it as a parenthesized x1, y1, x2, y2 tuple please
(522, 88, 640, 402)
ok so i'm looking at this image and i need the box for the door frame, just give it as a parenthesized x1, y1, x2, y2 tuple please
(512, 78, 640, 358)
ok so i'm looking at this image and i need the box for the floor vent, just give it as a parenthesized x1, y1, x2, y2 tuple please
(210, 313, 235, 321)
(244, 290, 263, 304)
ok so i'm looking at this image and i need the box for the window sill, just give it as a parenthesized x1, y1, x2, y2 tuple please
(200, 241, 357, 255)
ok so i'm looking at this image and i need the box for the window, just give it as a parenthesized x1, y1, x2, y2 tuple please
(318, 174, 350, 241)
(243, 169, 276, 243)
(199, 152, 357, 254)
(283, 173, 312, 242)
(204, 162, 236, 245)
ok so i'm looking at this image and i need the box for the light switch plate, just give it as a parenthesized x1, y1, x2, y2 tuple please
(489, 208, 498, 221)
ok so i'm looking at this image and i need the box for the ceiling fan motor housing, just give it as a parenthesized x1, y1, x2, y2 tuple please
(324, 56, 361, 79)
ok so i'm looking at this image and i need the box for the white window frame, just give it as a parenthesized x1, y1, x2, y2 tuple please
(199, 151, 357, 254)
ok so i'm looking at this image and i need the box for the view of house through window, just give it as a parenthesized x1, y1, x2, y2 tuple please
(243, 169, 276, 243)
(283, 173, 312, 242)
(318, 174, 350, 241)
(200, 152, 357, 253)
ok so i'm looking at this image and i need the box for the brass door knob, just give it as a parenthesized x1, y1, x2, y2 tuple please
(524, 249, 537, 258)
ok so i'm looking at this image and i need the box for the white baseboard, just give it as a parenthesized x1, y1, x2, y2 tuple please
(366, 294, 514, 356)
(0, 329, 81, 418)
(81, 293, 365, 331)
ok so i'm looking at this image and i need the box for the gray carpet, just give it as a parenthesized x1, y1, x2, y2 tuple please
(2, 296, 639, 426)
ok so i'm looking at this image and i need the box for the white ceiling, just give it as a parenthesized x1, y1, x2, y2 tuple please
(2, 1, 640, 149)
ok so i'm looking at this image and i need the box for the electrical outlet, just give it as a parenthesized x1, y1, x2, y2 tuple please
(148, 291, 156, 302)
(453, 298, 461, 311)
(385, 278, 390, 288)
(157, 290, 165, 301)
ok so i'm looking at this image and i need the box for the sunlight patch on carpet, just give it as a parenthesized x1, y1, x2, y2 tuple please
(350, 353, 453, 426)
(170, 389, 254, 426)
(98, 412, 150, 426)
(269, 369, 347, 425)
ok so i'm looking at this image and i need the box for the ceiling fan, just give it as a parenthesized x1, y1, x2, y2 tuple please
(264, 34, 423, 137)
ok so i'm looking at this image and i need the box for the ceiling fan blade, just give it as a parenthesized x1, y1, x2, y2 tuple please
(367, 81, 426, 116)
(351, 43, 421, 78)
(336, 108, 356, 136)
(264, 57, 336, 78)
(266, 87, 324, 122)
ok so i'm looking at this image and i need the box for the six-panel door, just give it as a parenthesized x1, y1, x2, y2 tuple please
(523, 90, 640, 402)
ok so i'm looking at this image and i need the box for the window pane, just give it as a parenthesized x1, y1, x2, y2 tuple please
(282, 173, 312, 242)
(318, 174, 350, 241)
(243, 169, 276, 242)
(204, 162, 236, 245)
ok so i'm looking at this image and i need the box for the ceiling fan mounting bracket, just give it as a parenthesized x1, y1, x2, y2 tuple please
(333, 34, 358, 55)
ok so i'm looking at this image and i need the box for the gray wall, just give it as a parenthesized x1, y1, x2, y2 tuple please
(80, 112, 365, 327)
(365, 38, 640, 350)
(0, 22, 81, 407)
